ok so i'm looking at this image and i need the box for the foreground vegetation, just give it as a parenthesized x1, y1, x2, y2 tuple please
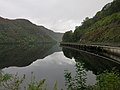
(0, 62, 120, 90)
(62, 0, 120, 45)
(0, 71, 47, 90)
(64, 63, 120, 90)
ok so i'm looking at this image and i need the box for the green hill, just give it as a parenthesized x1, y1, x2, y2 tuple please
(62, 0, 120, 45)
(0, 17, 63, 44)
(38, 26, 63, 42)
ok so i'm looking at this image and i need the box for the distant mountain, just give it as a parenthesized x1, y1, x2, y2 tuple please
(38, 26, 63, 42)
(0, 17, 63, 44)
(62, 0, 120, 45)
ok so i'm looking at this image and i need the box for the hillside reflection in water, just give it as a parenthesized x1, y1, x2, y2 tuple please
(1, 44, 120, 90)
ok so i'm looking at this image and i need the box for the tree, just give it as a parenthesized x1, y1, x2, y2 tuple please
(62, 30, 73, 42)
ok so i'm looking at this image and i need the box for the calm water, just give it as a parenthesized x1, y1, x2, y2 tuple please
(1, 44, 120, 90)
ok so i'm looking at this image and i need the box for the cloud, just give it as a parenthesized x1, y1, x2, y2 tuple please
(32, 52, 76, 67)
(0, 0, 113, 32)
(49, 19, 81, 32)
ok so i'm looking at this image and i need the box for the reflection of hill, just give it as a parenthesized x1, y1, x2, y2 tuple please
(62, 47, 120, 74)
(42, 43, 62, 57)
(0, 44, 61, 69)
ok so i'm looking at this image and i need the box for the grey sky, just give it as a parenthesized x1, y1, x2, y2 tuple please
(0, 0, 113, 32)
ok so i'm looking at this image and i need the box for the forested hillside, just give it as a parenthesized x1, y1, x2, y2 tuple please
(0, 17, 63, 44)
(62, 0, 120, 45)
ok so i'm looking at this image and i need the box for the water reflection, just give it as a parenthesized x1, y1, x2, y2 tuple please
(1, 44, 120, 90)
(62, 47, 120, 74)
(2, 47, 76, 90)
(0, 44, 61, 69)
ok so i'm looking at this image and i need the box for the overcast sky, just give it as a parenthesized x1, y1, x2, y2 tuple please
(0, 0, 113, 32)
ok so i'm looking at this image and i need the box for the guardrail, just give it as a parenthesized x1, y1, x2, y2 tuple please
(60, 42, 120, 62)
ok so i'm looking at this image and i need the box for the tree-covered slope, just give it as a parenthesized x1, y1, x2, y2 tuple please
(38, 26, 63, 42)
(62, 0, 120, 45)
(0, 17, 63, 44)
(80, 12, 120, 44)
